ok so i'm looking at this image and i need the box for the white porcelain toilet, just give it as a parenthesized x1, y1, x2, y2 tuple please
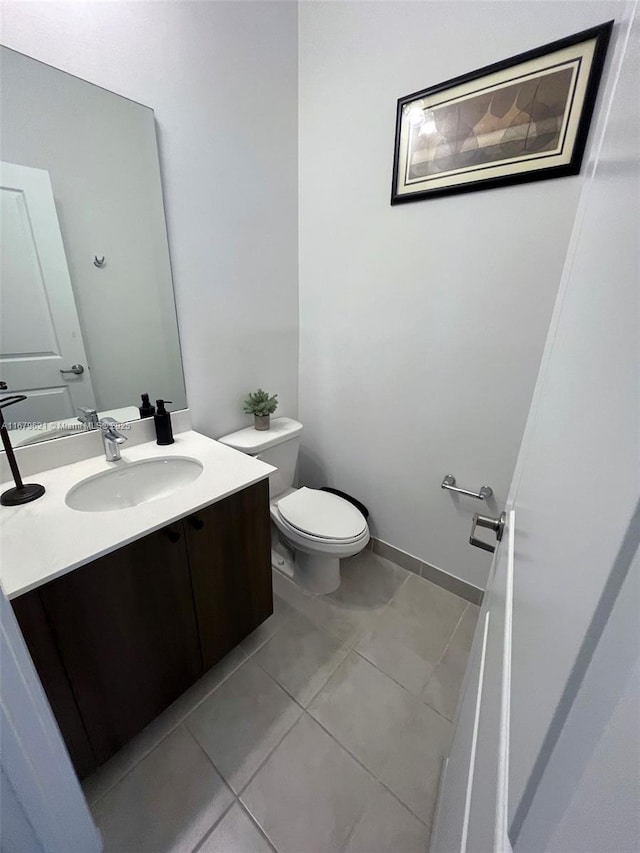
(218, 418, 369, 594)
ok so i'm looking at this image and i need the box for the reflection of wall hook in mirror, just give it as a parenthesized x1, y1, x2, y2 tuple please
(93, 255, 106, 268)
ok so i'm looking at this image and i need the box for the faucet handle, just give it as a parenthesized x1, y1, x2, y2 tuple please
(77, 407, 99, 427)
(99, 417, 127, 442)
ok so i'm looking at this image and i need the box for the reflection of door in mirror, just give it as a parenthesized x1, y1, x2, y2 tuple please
(0, 162, 96, 441)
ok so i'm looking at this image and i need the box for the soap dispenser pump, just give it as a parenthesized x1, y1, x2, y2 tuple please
(154, 399, 174, 445)
(139, 393, 155, 419)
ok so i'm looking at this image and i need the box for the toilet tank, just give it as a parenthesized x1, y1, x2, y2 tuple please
(217, 417, 303, 497)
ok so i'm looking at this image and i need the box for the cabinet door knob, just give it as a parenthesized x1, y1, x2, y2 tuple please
(188, 516, 204, 531)
(164, 528, 181, 544)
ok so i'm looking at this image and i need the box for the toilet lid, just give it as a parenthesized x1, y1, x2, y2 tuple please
(277, 488, 367, 540)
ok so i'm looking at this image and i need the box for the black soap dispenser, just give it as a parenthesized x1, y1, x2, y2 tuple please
(154, 399, 174, 445)
(139, 393, 155, 419)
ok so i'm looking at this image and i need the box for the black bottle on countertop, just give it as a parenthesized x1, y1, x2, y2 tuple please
(154, 399, 174, 445)
(139, 393, 155, 419)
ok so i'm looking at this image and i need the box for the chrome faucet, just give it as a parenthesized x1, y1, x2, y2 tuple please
(77, 408, 127, 461)
(98, 417, 127, 462)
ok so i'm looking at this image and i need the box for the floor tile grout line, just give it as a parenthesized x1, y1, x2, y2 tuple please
(241, 613, 296, 660)
(233, 698, 306, 799)
(236, 799, 279, 853)
(190, 796, 237, 853)
(240, 791, 287, 853)
(191, 798, 278, 853)
(376, 777, 433, 831)
(252, 637, 350, 711)
(424, 602, 471, 685)
(182, 722, 238, 800)
(181, 721, 284, 852)
(303, 704, 432, 830)
(87, 722, 185, 810)
(253, 599, 354, 660)
(182, 661, 306, 800)
(348, 646, 455, 726)
(234, 696, 432, 849)
(250, 654, 311, 709)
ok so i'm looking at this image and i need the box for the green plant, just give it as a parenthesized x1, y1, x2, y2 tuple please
(243, 388, 278, 417)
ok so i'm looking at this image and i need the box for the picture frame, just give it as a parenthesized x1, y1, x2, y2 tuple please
(390, 21, 613, 204)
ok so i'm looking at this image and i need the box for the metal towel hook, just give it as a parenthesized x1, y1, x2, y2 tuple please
(93, 255, 106, 268)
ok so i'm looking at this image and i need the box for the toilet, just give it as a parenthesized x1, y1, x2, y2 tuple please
(218, 418, 369, 594)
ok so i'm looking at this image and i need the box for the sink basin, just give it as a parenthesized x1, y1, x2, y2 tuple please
(66, 457, 204, 512)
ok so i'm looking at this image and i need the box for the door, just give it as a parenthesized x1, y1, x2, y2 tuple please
(186, 479, 272, 670)
(0, 586, 101, 853)
(430, 512, 514, 853)
(431, 8, 639, 851)
(0, 161, 96, 426)
(38, 522, 202, 766)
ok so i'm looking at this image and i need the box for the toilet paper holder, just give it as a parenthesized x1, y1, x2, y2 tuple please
(441, 474, 493, 501)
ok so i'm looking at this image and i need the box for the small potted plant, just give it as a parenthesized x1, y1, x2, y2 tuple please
(243, 388, 278, 431)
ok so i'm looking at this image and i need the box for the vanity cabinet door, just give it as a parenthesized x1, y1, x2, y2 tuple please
(186, 478, 272, 670)
(12, 590, 97, 778)
(38, 523, 202, 766)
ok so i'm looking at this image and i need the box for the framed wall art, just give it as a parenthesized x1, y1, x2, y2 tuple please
(391, 21, 613, 204)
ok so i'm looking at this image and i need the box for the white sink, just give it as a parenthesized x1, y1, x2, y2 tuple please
(66, 457, 204, 512)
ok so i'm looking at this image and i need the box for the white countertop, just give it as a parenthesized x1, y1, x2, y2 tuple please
(0, 430, 274, 600)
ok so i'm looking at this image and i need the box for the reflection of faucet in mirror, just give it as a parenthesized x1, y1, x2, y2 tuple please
(77, 407, 99, 429)
(99, 418, 127, 463)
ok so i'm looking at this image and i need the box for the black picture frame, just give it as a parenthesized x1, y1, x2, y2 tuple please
(390, 21, 613, 204)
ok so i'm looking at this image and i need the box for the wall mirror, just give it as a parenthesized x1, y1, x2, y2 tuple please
(0, 46, 186, 447)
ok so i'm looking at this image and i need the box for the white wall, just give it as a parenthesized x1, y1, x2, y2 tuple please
(298, 0, 622, 589)
(0, 1, 299, 437)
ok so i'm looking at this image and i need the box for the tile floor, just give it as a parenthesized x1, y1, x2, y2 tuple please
(84, 549, 478, 853)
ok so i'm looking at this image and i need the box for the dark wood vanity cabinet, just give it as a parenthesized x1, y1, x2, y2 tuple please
(11, 590, 97, 778)
(11, 479, 272, 778)
(36, 522, 202, 767)
(187, 481, 273, 669)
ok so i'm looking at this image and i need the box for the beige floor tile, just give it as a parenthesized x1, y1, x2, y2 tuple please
(242, 714, 375, 853)
(240, 594, 295, 657)
(356, 606, 436, 695)
(422, 604, 479, 719)
(185, 660, 302, 793)
(344, 784, 431, 853)
(390, 574, 467, 648)
(197, 802, 273, 853)
(330, 550, 409, 610)
(379, 702, 452, 826)
(92, 725, 233, 853)
(272, 552, 408, 646)
(253, 611, 348, 706)
(308, 653, 417, 774)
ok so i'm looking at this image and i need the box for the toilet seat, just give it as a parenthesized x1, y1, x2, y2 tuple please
(276, 487, 367, 542)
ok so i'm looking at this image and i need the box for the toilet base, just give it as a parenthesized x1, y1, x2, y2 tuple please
(271, 545, 295, 581)
(270, 536, 341, 596)
(293, 551, 341, 595)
